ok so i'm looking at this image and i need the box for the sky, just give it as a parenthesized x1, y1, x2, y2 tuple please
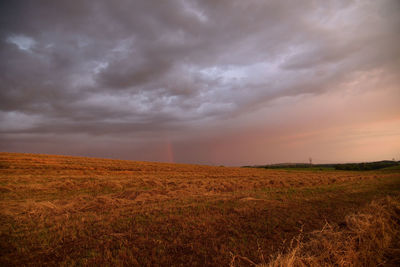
(1, 0, 400, 166)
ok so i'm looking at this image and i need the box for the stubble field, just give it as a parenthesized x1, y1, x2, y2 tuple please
(1, 152, 399, 266)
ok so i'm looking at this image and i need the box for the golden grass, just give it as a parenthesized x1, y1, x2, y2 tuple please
(269, 196, 400, 267)
(1, 152, 400, 266)
(231, 196, 400, 267)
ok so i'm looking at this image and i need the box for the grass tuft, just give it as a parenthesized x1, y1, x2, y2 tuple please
(253, 196, 400, 267)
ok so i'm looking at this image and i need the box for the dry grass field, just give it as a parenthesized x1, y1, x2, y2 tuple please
(1, 152, 399, 266)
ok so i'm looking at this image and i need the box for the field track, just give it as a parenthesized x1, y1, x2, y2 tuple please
(1, 152, 399, 266)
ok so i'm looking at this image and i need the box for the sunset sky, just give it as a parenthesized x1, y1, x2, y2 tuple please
(1, 0, 399, 165)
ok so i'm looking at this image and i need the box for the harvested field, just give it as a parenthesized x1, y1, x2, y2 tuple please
(1, 152, 400, 266)
(232, 196, 400, 267)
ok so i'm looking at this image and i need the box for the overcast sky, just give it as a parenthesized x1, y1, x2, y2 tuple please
(1, 0, 399, 165)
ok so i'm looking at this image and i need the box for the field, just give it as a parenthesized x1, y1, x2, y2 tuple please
(1, 152, 400, 266)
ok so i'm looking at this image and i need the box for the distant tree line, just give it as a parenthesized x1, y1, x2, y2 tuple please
(244, 160, 399, 171)
(333, 161, 399, 171)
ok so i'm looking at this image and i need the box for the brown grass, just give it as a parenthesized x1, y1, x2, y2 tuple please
(1, 152, 400, 266)
(231, 196, 400, 267)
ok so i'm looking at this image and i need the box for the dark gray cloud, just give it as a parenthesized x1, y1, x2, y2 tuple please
(1, 0, 399, 164)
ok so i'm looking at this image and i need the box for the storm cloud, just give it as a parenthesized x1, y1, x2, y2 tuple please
(1, 0, 400, 165)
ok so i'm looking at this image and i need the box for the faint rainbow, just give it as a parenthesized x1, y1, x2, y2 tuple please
(166, 138, 174, 163)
